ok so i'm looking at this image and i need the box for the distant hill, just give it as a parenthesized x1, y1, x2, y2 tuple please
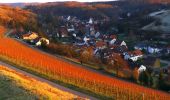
(0, 5, 37, 30)
(25, 1, 123, 20)
(0, 3, 40, 8)
(142, 10, 170, 33)
(126, 0, 170, 4)
(25, 1, 170, 20)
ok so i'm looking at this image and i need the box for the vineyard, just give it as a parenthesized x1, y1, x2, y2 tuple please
(0, 65, 83, 100)
(0, 27, 170, 99)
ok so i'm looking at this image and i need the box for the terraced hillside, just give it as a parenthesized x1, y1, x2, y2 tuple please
(0, 26, 170, 99)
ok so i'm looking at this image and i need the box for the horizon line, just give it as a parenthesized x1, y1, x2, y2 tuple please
(0, 0, 117, 4)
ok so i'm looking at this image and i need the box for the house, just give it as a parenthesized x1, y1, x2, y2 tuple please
(88, 18, 93, 24)
(22, 32, 39, 40)
(138, 65, 147, 74)
(58, 26, 69, 38)
(67, 16, 71, 21)
(67, 24, 75, 32)
(96, 41, 107, 49)
(36, 38, 50, 46)
(112, 45, 128, 54)
(110, 38, 117, 45)
(134, 43, 147, 50)
(28, 37, 49, 46)
(124, 50, 143, 62)
(109, 34, 117, 39)
(83, 36, 90, 45)
(167, 46, 170, 54)
(114, 40, 126, 46)
(108, 34, 117, 45)
(129, 50, 143, 61)
(134, 43, 163, 54)
(89, 25, 95, 36)
(148, 45, 162, 54)
(67, 28, 75, 32)
(95, 31, 101, 38)
(106, 51, 130, 69)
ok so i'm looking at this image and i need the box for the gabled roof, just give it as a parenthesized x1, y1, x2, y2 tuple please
(128, 49, 143, 56)
(112, 45, 128, 54)
(22, 32, 38, 37)
(110, 35, 117, 39)
(96, 41, 106, 48)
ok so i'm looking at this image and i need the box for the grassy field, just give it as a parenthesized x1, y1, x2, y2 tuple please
(0, 72, 38, 100)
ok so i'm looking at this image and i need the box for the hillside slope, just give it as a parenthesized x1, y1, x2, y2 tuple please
(142, 10, 170, 33)
(126, 0, 170, 4)
(0, 64, 85, 100)
(0, 5, 37, 30)
(26, 1, 121, 20)
(0, 27, 170, 99)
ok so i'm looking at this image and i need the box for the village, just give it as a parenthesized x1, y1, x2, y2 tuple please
(1, 0, 170, 99)
(11, 15, 170, 91)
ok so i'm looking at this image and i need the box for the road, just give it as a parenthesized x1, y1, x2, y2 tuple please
(4, 29, 13, 37)
(0, 61, 97, 100)
(160, 59, 170, 68)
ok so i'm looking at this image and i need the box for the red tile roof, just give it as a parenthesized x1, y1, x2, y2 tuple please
(23, 32, 37, 37)
(110, 35, 117, 39)
(129, 49, 143, 56)
(96, 41, 106, 47)
(133, 49, 143, 55)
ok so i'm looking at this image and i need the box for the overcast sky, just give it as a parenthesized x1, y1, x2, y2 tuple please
(0, 0, 115, 3)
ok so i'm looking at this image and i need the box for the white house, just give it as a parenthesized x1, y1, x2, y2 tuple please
(129, 55, 143, 62)
(138, 65, 147, 74)
(134, 43, 162, 54)
(72, 33, 76, 37)
(124, 50, 143, 62)
(88, 18, 93, 24)
(95, 32, 101, 38)
(167, 46, 170, 54)
(148, 46, 162, 54)
(121, 41, 127, 46)
(67, 28, 75, 32)
(114, 40, 127, 46)
(36, 38, 50, 46)
(67, 16, 71, 21)
(110, 38, 117, 45)
(134, 43, 147, 50)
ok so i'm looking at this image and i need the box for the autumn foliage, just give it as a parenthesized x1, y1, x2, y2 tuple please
(0, 5, 37, 30)
(0, 26, 6, 37)
(0, 29, 170, 99)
